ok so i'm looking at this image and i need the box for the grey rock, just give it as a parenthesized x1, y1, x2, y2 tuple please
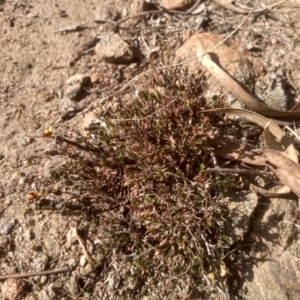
(69, 275, 79, 296)
(65, 74, 90, 100)
(65, 82, 82, 100)
(0, 221, 15, 235)
(243, 254, 300, 300)
(225, 191, 258, 242)
(108, 273, 121, 290)
(32, 253, 49, 272)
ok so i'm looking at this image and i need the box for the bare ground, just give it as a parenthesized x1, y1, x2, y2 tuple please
(1, 0, 300, 299)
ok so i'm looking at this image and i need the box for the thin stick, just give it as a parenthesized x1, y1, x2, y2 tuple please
(54, 22, 88, 33)
(198, 0, 260, 58)
(213, 0, 288, 14)
(73, 226, 94, 267)
(0, 266, 71, 281)
(55, 135, 104, 154)
(284, 125, 300, 140)
(156, 0, 260, 70)
(203, 167, 266, 177)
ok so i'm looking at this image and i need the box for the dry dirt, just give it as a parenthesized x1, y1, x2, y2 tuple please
(1, 0, 300, 299)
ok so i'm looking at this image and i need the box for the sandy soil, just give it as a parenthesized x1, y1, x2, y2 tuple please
(1, 0, 300, 299)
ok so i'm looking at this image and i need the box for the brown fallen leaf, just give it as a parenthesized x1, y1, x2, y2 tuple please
(209, 138, 266, 166)
(264, 149, 300, 198)
(197, 51, 300, 117)
(202, 108, 298, 163)
(250, 184, 292, 198)
(208, 138, 289, 197)
(203, 108, 299, 197)
(263, 120, 285, 152)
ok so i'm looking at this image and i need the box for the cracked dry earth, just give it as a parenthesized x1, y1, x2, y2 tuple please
(1, 0, 300, 299)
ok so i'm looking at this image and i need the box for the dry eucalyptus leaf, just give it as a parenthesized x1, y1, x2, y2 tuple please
(209, 138, 266, 166)
(264, 149, 300, 198)
(209, 138, 290, 197)
(197, 52, 300, 117)
(250, 182, 292, 198)
(204, 108, 299, 197)
(263, 121, 285, 152)
(203, 108, 298, 164)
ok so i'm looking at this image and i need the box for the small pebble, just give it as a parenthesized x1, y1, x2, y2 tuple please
(17, 137, 31, 147)
(40, 276, 47, 285)
(52, 281, 63, 291)
(65, 74, 90, 100)
(5, 197, 12, 205)
(18, 177, 26, 185)
(65, 83, 82, 100)
(69, 275, 79, 296)
(108, 273, 121, 290)
(24, 229, 34, 240)
(0, 221, 14, 235)
(33, 253, 49, 272)
(79, 255, 86, 267)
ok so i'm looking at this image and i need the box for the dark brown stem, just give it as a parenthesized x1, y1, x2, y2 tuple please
(0, 266, 72, 281)
(203, 167, 266, 177)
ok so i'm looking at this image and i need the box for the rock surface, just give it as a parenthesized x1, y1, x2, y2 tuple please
(95, 34, 134, 64)
(243, 253, 300, 300)
(1, 278, 26, 300)
(225, 191, 258, 242)
(175, 33, 266, 109)
(240, 197, 300, 299)
(65, 74, 91, 100)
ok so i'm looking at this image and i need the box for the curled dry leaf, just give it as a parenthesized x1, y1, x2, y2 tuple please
(209, 137, 266, 166)
(203, 108, 298, 164)
(196, 37, 300, 197)
(264, 149, 300, 198)
(197, 51, 300, 117)
(209, 138, 291, 197)
(204, 108, 299, 197)
(263, 121, 285, 152)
